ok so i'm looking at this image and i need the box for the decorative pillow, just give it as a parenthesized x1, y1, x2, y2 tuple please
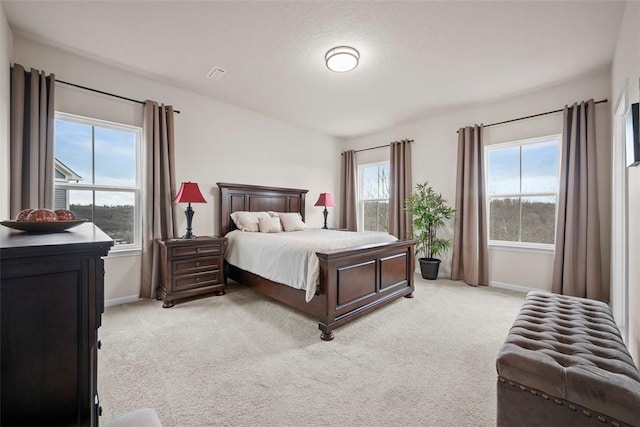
(278, 212, 306, 232)
(258, 217, 282, 233)
(230, 211, 270, 232)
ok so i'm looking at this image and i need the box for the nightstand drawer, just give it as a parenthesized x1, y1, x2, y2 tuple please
(171, 243, 222, 258)
(173, 257, 221, 275)
(174, 271, 220, 291)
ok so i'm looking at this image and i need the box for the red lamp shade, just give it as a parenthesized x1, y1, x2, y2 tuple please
(314, 193, 336, 207)
(174, 182, 207, 204)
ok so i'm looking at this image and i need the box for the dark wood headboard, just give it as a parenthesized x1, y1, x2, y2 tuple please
(217, 183, 309, 236)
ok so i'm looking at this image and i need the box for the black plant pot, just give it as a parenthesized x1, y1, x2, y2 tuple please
(419, 257, 441, 280)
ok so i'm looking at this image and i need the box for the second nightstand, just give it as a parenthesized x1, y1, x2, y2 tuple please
(157, 236, 227, 308)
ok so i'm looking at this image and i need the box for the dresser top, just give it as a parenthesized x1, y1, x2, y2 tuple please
(1, 222, 114, 257)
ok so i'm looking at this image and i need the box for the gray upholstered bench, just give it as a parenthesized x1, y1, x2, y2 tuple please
(496, 291, 640, 427)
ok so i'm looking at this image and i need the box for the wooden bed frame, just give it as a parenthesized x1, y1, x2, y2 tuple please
(217, 182, 415, 341)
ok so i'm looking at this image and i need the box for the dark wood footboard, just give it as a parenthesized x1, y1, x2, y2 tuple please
(315, 240, 415, 340)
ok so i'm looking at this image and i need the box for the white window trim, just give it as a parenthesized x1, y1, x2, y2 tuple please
(55, 112, 143, 253)
(357, 160, 390, 232)
(484, 134, 561, 252)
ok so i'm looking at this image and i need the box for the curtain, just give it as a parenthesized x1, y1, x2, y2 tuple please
(451, 125, 489, 286)
(140, 100, 177, 299)
(339, 150, 357, 231)
(389, 140, 412, 239)
(9, 63, 55, 218)
(552, 99, 605, 300)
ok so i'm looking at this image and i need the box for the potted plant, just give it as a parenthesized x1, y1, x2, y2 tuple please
(404, 182, 456, 280)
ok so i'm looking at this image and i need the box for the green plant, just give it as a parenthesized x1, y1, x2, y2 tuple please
(404, 182, 456, 259)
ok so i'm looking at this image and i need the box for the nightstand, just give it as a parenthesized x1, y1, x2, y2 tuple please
(156, 236, 227, 308)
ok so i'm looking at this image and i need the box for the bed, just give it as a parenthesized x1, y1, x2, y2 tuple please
(217, 182, 416, 341)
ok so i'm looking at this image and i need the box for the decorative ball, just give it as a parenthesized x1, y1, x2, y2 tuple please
(15, 208, 34, 221)
(26, 209, 59, 222)
(55, 209, 76, 220)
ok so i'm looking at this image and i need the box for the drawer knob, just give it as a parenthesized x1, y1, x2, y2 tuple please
(196, 248, 200, 253)
(196, 277, 200, 282)
(196, 261, 200, 267)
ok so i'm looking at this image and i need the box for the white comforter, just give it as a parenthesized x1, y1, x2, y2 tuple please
(224, 229, 398, 302)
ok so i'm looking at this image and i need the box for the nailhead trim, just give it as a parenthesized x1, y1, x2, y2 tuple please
(498, 377, 629, 426)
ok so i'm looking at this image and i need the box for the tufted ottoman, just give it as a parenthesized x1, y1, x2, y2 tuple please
(496, 291, 640, 427)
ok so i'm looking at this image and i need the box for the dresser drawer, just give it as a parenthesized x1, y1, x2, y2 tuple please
(173, 271, 220, 291)
(173, 257, 221, 275)
(171, 243, 222, 258)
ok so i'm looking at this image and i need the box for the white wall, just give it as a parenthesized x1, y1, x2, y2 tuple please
(0, 3, 13, 220)
(612, 0, 640, 365)
(344, 70, 612, 293)
(11, 36, 340, 303)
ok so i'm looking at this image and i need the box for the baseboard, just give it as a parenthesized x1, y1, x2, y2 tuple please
(489, 281, 540, 294)
(105, 294, 141, 307)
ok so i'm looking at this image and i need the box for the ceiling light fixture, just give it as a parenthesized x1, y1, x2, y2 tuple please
(325, 46, 360, 73)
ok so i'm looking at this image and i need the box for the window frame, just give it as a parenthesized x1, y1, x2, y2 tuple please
(357, 160, 390, 232)
(54, 112, 143, 254)
(484, 134, 561, 252)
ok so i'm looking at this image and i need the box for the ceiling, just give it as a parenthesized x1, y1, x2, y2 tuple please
(2, 1, 626, 138)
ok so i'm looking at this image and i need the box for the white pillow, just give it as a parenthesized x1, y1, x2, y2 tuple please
(230, 211, 270, 232)
(279, 212, 306, 232)
(258, 217, 282, 233)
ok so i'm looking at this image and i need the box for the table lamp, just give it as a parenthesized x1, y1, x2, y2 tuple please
(315, 192, 336, 229)
(174, 182, 207, 239)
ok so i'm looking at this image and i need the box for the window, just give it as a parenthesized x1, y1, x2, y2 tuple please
(358, 162, 390, 232)
(485, 135, 560, 248)
(54, 113, 142, 250)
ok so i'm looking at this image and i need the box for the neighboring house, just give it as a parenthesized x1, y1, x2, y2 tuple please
(53, 158, 81, 210)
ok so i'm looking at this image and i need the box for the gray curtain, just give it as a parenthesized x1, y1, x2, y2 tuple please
(9, 63, 55, 218)
(389, 140, 412, 239)
(552, 99, 605, 300)
(339, 150, 357, 231)
(451, 125, 489, 286)
(140, 100, 177, 299)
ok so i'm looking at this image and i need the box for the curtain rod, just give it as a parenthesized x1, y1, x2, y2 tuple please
(343, 139, 414, 155)
(458, 98, 608, 132)
(56, 79, 181, 114)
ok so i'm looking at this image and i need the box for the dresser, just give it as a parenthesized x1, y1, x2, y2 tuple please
(0, 222, 113, 427)
(157, 236, 227, 307)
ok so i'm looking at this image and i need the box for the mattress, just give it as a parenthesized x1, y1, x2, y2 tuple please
(224, 229, 398, 301)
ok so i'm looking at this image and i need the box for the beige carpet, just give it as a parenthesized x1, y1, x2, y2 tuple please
(98, 277, 526, 426)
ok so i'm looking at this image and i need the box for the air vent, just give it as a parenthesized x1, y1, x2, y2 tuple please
(207, 67, 226, 80)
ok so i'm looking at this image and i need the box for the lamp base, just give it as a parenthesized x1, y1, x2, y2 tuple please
(322, 207, 329, 229)
(182, 204, 196, 239)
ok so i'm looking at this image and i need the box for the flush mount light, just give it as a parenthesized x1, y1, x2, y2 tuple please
(325, 46, 360, 73)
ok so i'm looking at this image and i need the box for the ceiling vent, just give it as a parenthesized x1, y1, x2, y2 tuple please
(207, 67, 226, 80)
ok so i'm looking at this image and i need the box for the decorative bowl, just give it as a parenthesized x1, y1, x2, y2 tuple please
(0, 219, 88, 232)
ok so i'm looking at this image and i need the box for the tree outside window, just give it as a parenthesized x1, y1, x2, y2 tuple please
(486, 135, 560, 247)
(53, 113, 142, 249)
(359, 162, 390, 232)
